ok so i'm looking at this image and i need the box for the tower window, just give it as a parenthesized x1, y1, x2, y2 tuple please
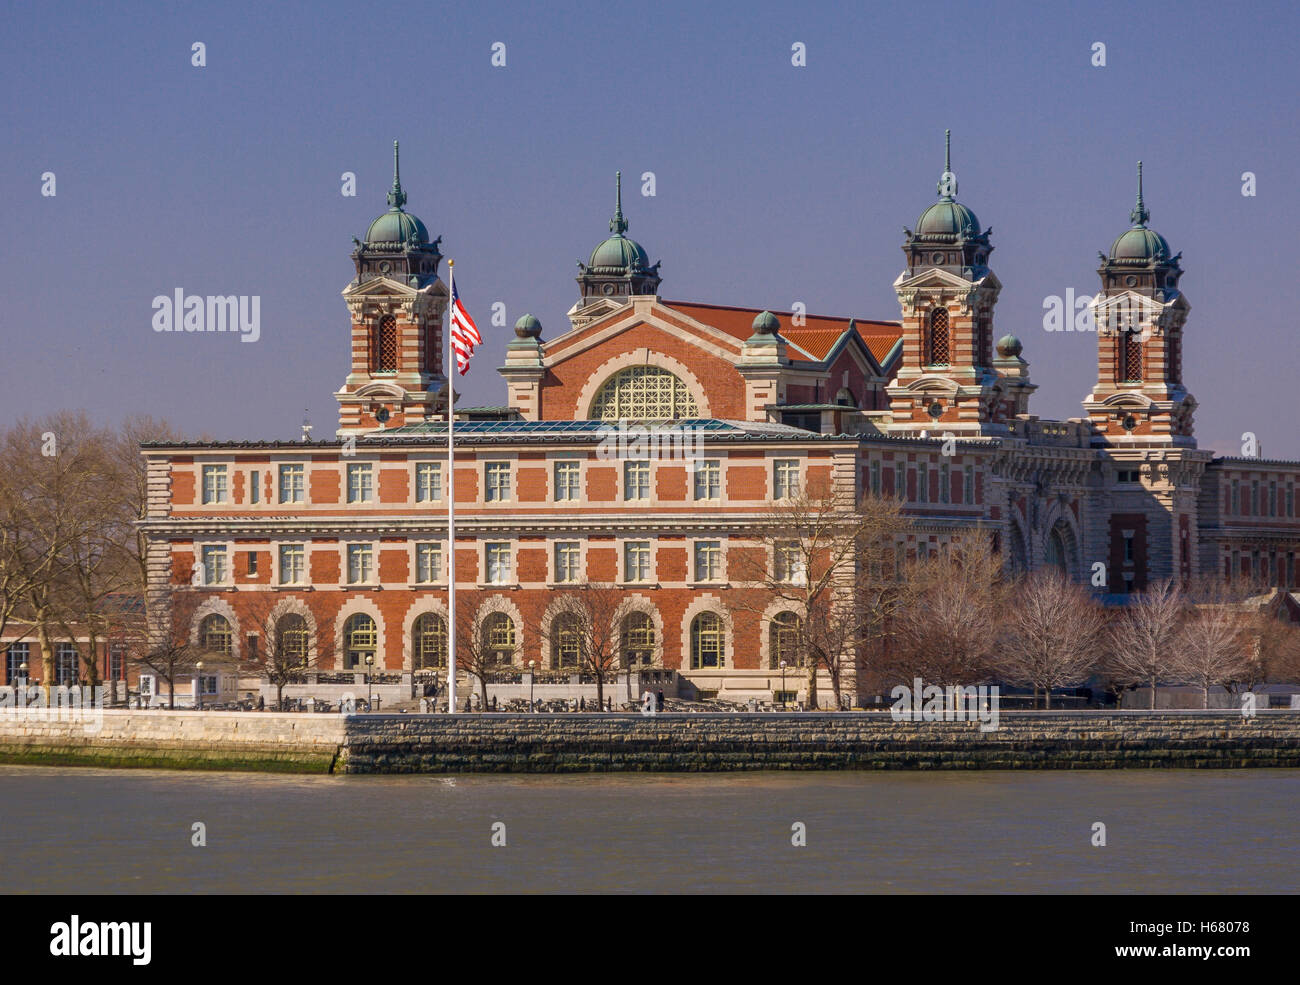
(925, 308, 950, 367)
(1120, 330, 1142, 383)
(373, 315, 398, 373)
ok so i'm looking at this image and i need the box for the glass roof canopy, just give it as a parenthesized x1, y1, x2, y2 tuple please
(381, 418, 741, 436)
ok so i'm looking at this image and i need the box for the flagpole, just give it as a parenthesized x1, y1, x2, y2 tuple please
(446, 260, 457, 715)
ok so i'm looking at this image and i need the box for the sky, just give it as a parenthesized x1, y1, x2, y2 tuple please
(2, 0, 1296, 456)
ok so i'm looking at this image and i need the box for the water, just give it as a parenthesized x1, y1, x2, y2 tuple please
(2, 765, 1296, 893)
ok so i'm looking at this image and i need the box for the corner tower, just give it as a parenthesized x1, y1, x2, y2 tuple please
(336, 141, 449, 435)
(886, 132, 1022, 435)
(567, 172, 662, 332)
(1083, 163, 1194, 446)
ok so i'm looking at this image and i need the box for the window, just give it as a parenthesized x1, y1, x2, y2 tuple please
(1288, 484, 1295, 518)
(199, 675, 218, 696)
(926, 308, 950, 367)
(694, 540, 723, 582)
(201, 465, 228, 504)
(590, 365, 699, 421)
(279, 544, 305, 585)
(415, 462, 442, 503)
(1123, 531, 1135, 564)
(483, 613, 516, 665)
(774, 542, 805, 584)
(624, 541, 652, 582)
(940, 463, 950, 504)
(870, 460, 882, 497)
(246, 551, 258, 576)
(415, 543, 442, 583)
(774, 460, 800, 500)
(199, 614, 233, 657)
(1269, 481, 1277, 517)
(247, 634, 259, 661)
(917, 462, 928, 504)
(1118, 470, 1140, 484)
(109, 643, 125, 681)
(201, 545, 228, 586)
(346, 544, 374, 584)
(693, 460, 721, 501)
(139, 675, 154, 697)
(1251, 480, 1260, 517)
(373, 314, 398, 373)
(964, 465, 975, 505)
(347, 463, 373, 503)
(1231, 479, 1240, 515)
(249, 470, 260, 504)
(554, 461, 581, 502)
(1121, 329, 1142, 382)
(690, 612, 725, 669)
(621, 612, 656, 667)
(6, 643, 30, 685)
(343, 614, 377, 670)
(275, 614, 308, 666)
(554, 542, 581, 584)
(552, 614, 582, 669)
(624, 461, 651, 501)
(412, 613, 447, 669)
(770, 612, 803, 668)
(278, 464, 305, 504)
(484, 462, 512, 502)
(485, 543, 512, 585)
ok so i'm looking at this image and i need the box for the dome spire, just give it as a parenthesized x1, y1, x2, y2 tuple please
(937, 129, 957, 202)
(610, 170, 628, 235)
(1129, 160, 1149, 228)
(387, 139, 407, 211)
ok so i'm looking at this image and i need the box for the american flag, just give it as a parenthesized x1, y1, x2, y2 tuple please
(449, 280, 482, 376)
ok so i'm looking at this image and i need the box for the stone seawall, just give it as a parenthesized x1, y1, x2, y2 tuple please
(2, 711, 1299, 774)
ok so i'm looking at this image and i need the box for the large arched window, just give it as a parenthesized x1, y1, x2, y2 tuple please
(412, 613, 447, 669)
(482, 612, 516, 666)
(1045, 523, 1071, 573)
(620, 612, 656, 667)
(199, 614, 232, 657)
(925, 308, 950, 367)
(769, 611, 804, 669)
(275, 614, 309, 666)
(551, 614, 582, 669)
(343, 613, 377, 670)
(690, 612, 725, 670)
(372, 314, 398, 373)
(589, 366, 699, 421)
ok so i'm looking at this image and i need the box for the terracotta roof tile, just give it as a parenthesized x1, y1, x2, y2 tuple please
(665, 301, 900, 365)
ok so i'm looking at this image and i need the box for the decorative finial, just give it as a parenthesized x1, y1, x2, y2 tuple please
(945, 129, 951, 174)
(387, 139, 407, 211)
(610, 171, 628, 235)
(1130, 160, 1149, 227)
(937, 129, 957, 201)
(301, 410, 313, 443)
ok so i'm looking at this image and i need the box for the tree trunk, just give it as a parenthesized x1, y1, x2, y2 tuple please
(595, 671, 605, 709)
(1044, 687, 1052, 710)
(36, 617, 54, 698)
(1203, 685, 1210, 710)
(1149, 675, 1157, 710)
(478, 674, 489, 712)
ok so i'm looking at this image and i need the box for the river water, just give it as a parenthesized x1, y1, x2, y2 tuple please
(2, 766, 1295, 893)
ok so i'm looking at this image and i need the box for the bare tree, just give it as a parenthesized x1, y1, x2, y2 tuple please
(533, 583, 639, 709)
(1172, 604, 1249, 709)
(127, 585, 205, 708)
(454, 591, 520, 711)
(236, 592, 334, 710)
(996, 570, 1105, 708)
(1106, 578, 1185, 709)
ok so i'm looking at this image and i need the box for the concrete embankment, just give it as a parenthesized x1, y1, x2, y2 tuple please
(1, 710, 1299, 774)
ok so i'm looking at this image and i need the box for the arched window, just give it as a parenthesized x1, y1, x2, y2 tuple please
(551, 614, 582, 669)
(769, 611, 804, 669)
(926, 308, 950, 367)
(373, 314, 398, 373)
(1120, 330, 1142, 383)
(690, 612, 725, 669)
(482, 612, 516, 666)
(199, 614, 232, 657)
(589, 366, 699, 421)
(620, 612, 656, 667)
(1045, 524, 1070, 573)
(275, 614, 309, 666)
(343, 613, 377, 670)
(412, 613, 447, 669)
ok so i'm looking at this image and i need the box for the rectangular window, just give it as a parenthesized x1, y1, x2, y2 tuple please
(6, 643, 30, 685)
(485, 543, 512, 584)
(247, 551, 258, 576)
(773, 459, 800, 500)
(279, 544, 305, 585)
(554, 542, 581, 583)
(484, 462, 512, 502)
(347, 464, 374, 504)
(1123, 532, 1135, 564)
(624, 541, 651, 582)
(201, 545, 227, 585)
(199, 675, 218, 696)
(109, 643, 125, 681)
(415, 462, 442, 503)
(774, 542, 806, 584)
(139, 675, 154, 697)
(940, 463, 950, 504)
(694, 460, 721, 501)
(247, 635, 259, 662)
(694, 540, 722, 582)
(415, 542, 441, 583)
(278, 464, 305, 504)
(917, 462, 928, 504)
(55, 643, 78, 686)
(964, 465, 975, 505)
(869, 460, 882, 497)
(554, 461, 581, 502)
(1251, 480, 1260, 517)
(1269, 481, 1277, 517)
(1231, 479, 1239, 515)
(624, 461, 651, 501)
(249, 470, 260, 504)
(1288, 485, 1295, 518)
(201, 465, 228, 504)
(346, 544, 374, 584)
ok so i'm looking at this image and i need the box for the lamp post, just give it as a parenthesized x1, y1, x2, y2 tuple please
(779, 660, 787, 711)
(18, 662, 27, 699)
(195, 660, 204, 711)
(365, 654, 374, 711)
(528, 659, 535, 712)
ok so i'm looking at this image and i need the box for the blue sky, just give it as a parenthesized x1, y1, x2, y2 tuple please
(2, 0, 1296, 455)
